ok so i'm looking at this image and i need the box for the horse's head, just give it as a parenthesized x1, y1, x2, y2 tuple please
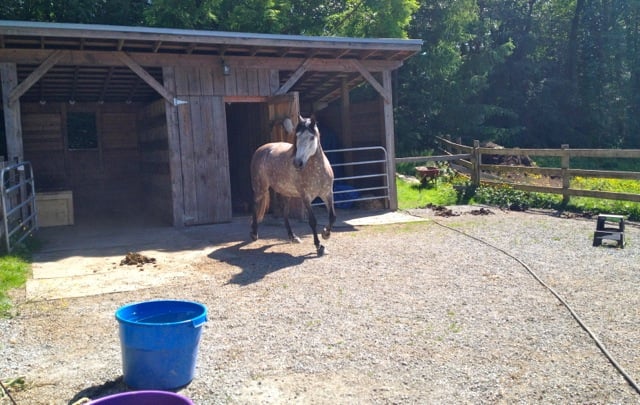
(293, 115, 320, 169)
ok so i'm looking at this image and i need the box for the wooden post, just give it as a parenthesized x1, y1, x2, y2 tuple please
(0, 63, 24, 161)
(163, 66, 185, 227)
(382, 70, 398, 210)
(561, 144, 570, 206)
(340, 78, 354, 178)
(471, 140, 481, 186)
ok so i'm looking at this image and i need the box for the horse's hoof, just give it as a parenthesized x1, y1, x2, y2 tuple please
(317, 245, 326, 256)
(322, 228, 331, 240)
(291, 236, 302, 244)
(250, 232, 258, 241)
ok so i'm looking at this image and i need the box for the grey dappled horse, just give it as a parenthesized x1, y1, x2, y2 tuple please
(250, 115, 336, 256)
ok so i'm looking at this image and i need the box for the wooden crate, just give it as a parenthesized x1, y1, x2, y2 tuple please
(36, 191, 74, 227)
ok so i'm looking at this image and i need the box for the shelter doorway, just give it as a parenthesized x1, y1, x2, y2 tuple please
(225, 93, 300, 215)
(226, 102, 269, 214)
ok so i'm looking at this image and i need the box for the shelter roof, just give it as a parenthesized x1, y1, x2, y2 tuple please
(0, 20, 422, 105)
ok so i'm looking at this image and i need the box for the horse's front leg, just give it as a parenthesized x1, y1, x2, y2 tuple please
(283, 197, 301, 244)
(321, 195, 336, 240)
(304, 201, 325, 256)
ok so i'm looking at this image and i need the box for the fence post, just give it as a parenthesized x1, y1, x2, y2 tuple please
(471, 140, 481, 186)
(561, 144, 570, 205)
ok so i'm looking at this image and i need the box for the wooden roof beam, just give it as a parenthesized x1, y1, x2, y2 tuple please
(8, 49, 64, 105)
(275, 58, 312, 95)
(316, 73, 362, 104)
(116, 51, 181, 105)
(335, 49, 351, 58)
(0, 49, 404, 71)
(350, 59, 390, 104)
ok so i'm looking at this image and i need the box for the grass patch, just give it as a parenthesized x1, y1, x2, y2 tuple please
(396, 175, 458, 210)
(465, 176, 640, 221)
(566, 177, 640, 221)
(0, 242, 34, 317)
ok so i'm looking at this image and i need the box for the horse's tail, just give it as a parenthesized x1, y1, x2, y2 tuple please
(253, 190, 270, 223)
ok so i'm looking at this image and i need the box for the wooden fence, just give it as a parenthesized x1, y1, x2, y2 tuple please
(396, 137, 640, 204)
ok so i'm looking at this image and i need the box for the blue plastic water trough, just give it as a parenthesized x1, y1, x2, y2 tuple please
(115, 300, 207, 390)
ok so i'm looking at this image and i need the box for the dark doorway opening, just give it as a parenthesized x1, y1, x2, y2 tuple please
(225, 102, 270, 215)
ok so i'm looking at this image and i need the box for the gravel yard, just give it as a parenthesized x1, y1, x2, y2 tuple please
(1, 207, 640, 404)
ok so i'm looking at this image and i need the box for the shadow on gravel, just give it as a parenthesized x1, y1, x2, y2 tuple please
(68, 376, 128, 404)
(209, 240, 315, 285)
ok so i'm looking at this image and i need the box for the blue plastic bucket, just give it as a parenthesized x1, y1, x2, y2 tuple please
(90, 390, 193, 405)
(115, 300, 207, 390)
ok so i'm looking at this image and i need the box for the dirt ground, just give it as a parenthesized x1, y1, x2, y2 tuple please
(25, 209, 425, 301)
(2, 206, 640, 404)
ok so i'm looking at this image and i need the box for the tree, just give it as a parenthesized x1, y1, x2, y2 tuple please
(143, 0, 217, 29)
(325, 0, 418, 38)
(0, 0, 146, 25)
(395, 0, 514, 154)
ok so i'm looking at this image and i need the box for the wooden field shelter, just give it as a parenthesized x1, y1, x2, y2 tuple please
(0, 20, 421, 227)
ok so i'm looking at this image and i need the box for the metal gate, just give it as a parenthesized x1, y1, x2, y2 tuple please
(1, 161, 37, 252)
(316, 146, 390, 208)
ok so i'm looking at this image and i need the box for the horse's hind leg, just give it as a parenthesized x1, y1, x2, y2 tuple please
(250, 211, 259, 241)
(250, 191, 267, 241)
(250, 210, 259, 241)
(283, 197, 301, 243)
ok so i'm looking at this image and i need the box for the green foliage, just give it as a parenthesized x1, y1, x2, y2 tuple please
(0, 0, 147, 25)
(572, 177, 640, 194)
(469, 177, 640, 222)
(565, 198, 640, 222)
(396, 0, 515, 153)
(326, 0, 418, 38)
(144, 0, 218, 29)
(473, 184, 560, 211)
(567, 177, 640, 221)
(1, 0, 418, 37)
(215, 0, 283, 33)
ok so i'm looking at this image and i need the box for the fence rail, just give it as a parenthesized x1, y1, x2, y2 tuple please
(315, 146, 390, 208)
(397, 137, 640, 204)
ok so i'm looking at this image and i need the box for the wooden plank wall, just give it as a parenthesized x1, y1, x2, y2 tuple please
(172, 66, 233, 224)
(222, 67, 280, 97)
(137, 99, 172, 223)
(21, 105, 66, 190)
(318, 99, 383, 148)
(164, 64, 279, 224)
(318, 99, 385, 191)
(22, 102, 143, 219)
